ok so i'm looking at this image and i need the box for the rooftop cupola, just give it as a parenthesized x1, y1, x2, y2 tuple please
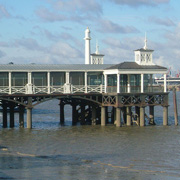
(134, 34, 154, 65)
(90, 41, 104, 64)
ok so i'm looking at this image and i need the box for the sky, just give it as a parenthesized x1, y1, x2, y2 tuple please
(0, 0, 179, 73)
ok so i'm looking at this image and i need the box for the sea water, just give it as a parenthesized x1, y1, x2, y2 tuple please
(0, 91, 180, 180)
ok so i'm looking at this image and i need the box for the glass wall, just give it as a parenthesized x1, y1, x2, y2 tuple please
(108, 75, 117, 86)
(11, 72, 27, 86)
(0, 72, 8, 86)
(50, 72, 65, 86)
(120, 74, 127, 92)
(32, 72, 47, 86)
(70, 72, 84, 85)
(87, 72, 103, 85)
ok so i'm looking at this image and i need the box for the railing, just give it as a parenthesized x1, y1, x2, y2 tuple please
(11, 86, 26, 94)
(106, 85, 164, 93)
(0, 84, 164, 94)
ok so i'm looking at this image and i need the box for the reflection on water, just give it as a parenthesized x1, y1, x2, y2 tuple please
(0, 92, 180, 180)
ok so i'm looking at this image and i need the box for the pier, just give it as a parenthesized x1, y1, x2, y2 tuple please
(0, 28, 169, 128)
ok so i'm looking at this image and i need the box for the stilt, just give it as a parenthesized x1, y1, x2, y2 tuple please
(111, 107, 115, 124)
(2, 104, 7, 128)
(122, 107, 127, 124)
(92, 106, 96, 125)
(19, 105, 25, 128)
(9, 104, 15, 128)
(126, 106, 131, 126)
(101, 106, 106, 126)
(135, 106, 140, 126)
(163, 106, 168, 126)
(140, 107, 145, 126)
(81, 103, 85, 125)
(105, 107, 109, 124)
(72, 103, 77, 125)
(27, 108, 32, 128)
(116, 107, 121, 127)
(27, 97, 32, 129)
(149, 106, 155, 125)
(60, 103, 65, 124)
(96, 106, 101, 124)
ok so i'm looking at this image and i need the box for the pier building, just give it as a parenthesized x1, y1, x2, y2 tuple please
(0, 28, 168, 128)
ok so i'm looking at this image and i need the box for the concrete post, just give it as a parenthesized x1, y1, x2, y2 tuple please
(60, 103, 65, 124)
(116, 107, 121, 127)
(27, 108, 32, 128)
(2, 104, 7, 128)
(92, 106, 96, 125)
(126, 106, 131, 126)
(140, 107, 145, 126)
(163, 106, 168, 126)
(27, 97, 32, 129)
(19, 105, 25, 128)
(101, 106, 106, 126)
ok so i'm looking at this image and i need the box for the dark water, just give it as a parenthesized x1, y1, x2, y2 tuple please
(0, 92, 180, 180)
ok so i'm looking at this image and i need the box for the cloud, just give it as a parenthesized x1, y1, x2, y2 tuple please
(13, 38, 46, 52)
(0, 50, 6, 58)
(109, 0, 170, 7)
(54, 0, 102, 16)
(0, 5, 11, 19)
(98, 19, 139, 34)
(50, 41, 82, 59)
(149, 16, 175, 27)
(35, 7, 67, 22)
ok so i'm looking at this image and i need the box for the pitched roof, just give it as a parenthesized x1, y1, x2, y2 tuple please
(134, 48, 154, 52)
(106, 62, 167, 70)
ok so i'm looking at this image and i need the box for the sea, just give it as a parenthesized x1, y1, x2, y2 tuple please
(0, 91, 180, 180)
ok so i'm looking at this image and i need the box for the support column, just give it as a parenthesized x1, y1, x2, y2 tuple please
(2, 104, 7, 128)
(85, 72, 87, 93)
(27, 108, 32, 129)
(9, 104, 15, 128)
(135, 106, 140, 126)
(81, 103, 86, 125)
(27, 97, 32, 129)
(19, 105, 25, 128)
(28, 72, 32, 84)
(60, 103, 65, 124)
(9, 72, 12, 94)
(141, 74, 144, 93)
(104, 74, 107, 93)
(101, 106, 106, 126)
(164, 73, 167, 92)
(127, 74, 130, 93)
(117, 74, 120, 93)
(66, 72, 70, 84)
(149, 106, 155, 125)
(92, 106, 96, 125)
(47, 72, 50, 94)
(163, 106, 168, 126)
(140, 107, 145, 126)
(126, 106, 131, 126)
(116, 107, 121, 127)
(72, 103, 77, 125)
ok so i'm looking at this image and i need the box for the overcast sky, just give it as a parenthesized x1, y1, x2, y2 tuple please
(0, 0, 179, 73)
